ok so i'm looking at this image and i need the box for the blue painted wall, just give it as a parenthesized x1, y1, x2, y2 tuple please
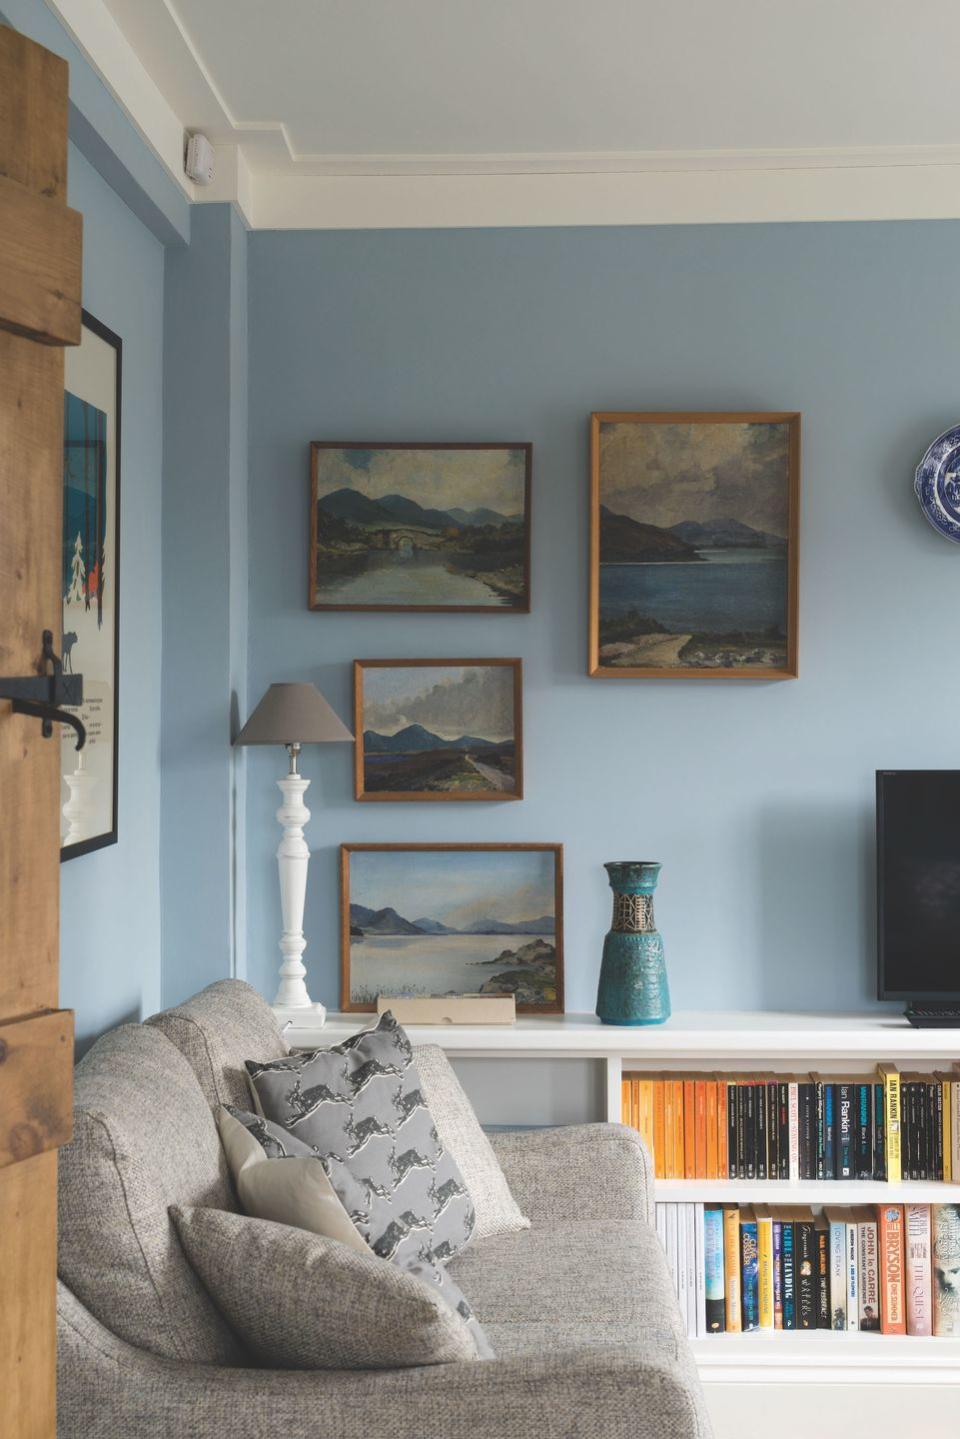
(60, 144, 165, 1049)
(246, 223, 960, 1016)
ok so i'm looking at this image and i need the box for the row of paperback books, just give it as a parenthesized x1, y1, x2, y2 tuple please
(623, 1066, 960, 1182)
(656, 1201, 960, 1338)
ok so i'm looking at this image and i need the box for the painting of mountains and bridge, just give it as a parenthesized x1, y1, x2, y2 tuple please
(589, 413, 799, 679)
(310, 442, 531, 611)
(341, 844, 562, 1013)
(355, 660, 522, 801)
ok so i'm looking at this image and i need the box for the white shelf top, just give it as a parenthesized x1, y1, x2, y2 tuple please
(278, 1008, 960, 1060)
(655, 1179, 960, 1204)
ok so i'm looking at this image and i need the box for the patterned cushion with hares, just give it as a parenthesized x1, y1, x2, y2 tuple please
(245, 1012, 476, 1266)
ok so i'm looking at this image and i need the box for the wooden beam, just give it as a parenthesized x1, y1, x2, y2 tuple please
(0, 174, 81, 346)
(0, 1010, 73, 1169)
(0, 25, 68, 201)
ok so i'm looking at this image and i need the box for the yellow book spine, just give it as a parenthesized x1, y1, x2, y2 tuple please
(943, 1080, 952, 1183)
(639, 1079, 655, 1158)
(723, 1205, 742, 1333)
(621, 1077, 630, 1126)
(757, 1214, 774, 1330)
(882, 1067, 901, 1184)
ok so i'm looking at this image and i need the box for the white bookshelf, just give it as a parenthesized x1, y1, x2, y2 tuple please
(281, 1008, 960, 1436)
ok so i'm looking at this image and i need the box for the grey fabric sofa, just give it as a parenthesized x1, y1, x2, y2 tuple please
(56, 980, 712, 1438)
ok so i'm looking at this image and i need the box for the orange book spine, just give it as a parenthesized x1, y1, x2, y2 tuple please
(673, 1080, 685, 1179)
(705, 1080, 719, 1179)
(632, 1077, 639, 1131)
(684, 1079, 697, 1178)
(654, 1079, 667, 1179)
(717, 1081, 729, 1178)
(621, 1077, 630, 1125)
(663, 1079, 676, 1177)
(639, 1080, 655, 1158)
(694, 1079, 708, 1179)
(879, 1204, 907, 1335)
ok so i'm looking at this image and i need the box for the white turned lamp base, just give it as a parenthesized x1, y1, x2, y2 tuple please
(62, 750, 98, 846)
(272, 767, 322, 1014)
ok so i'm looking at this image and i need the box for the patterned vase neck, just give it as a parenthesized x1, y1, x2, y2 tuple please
(603, 861, 661, 894)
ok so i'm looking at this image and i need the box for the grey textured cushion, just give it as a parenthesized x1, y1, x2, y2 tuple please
(415, 1044, 529, 1240)
(449, 1218, 684, 1359)
(246, 1012, 475, 1265)
(146, 978, 288, 1108)
(58, 1023, 243, 1365)
(172, 1206, 493, 1368)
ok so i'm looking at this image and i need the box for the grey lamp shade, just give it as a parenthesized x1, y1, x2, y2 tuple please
(234, 683, 353, 746)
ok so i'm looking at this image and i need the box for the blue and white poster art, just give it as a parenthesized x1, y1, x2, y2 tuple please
(590, 413, 799, 680)
(60, 313, 121, 859)
(342, 844, 563, 1013)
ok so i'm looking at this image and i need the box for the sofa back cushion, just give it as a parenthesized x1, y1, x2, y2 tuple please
(146, 978, 288, 1109)
(58, 1023, 243, 1364)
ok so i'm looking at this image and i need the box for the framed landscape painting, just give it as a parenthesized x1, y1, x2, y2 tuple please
(309, 441, 531, 612)
(61, 311, 121, 859)
(589, 412, 799, 679)
(341, 843, 563, 1013)
(354, 659, 522, 802)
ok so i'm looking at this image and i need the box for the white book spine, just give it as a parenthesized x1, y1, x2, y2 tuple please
(846, 1222, 859, 1331)
(788, 1082, 800, 1181)
(655, 1202, 667, 1252)
(694, 1202, 707, 1338)
(666, 1204, 679, 1303)
(685, 1204, 698, 1339)
(829, 1221, 847, 1331)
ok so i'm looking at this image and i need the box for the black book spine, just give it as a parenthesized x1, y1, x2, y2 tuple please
(778, 1081, 790, 1179)
(799, 1084, 815, 1180)
(797, 1222, 817, 1330)
(837, 1083, 854, 1180)
(744, 1085, 756, 1181)
(727, 1083, 738, 1180)
(873, 1082, 886, 1180)
(919, 1082, 929, 1182)
(736, 1084, 746, 1181)
(814, 1080, 826, 1181)
(757, 1083, 768, 1181)
(907, 1082, 919, 1181)
(823, 1083, 836, 1181)
(934, 1081, 944, 1181)
(855, 1083, 873, 1180)
(816, 1227, 830, 1328)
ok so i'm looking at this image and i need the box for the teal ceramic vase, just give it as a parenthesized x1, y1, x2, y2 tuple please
(596, 861, 671, 1026)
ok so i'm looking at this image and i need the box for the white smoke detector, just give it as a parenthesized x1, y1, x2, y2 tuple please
(185, 133, 215, 186)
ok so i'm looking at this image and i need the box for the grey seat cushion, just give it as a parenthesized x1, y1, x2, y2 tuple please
(146, 978, 288, 1109)
(448, 1219, 685, 1360)
(172, 1206, 493, 1368)
(58, 1023, 243, 1365)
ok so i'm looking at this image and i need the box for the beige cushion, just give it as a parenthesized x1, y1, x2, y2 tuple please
(172, 1206, 493, 1368)
(216, 1106, 367, 1253)
(415, 1044, 529, 1240)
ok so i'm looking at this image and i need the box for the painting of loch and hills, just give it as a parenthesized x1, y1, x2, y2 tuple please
(592, 415, 799, 677)
(356, 660, 521, 801)
(342, 845, 562, 1013)
(310, 442, 531, 611)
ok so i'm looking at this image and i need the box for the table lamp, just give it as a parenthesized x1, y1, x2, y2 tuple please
(234, 682, 353, 1018)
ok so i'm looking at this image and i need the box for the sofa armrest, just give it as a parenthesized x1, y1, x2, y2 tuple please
(58, 1281, 709, 1439)
(488, 1122, 654, 1227)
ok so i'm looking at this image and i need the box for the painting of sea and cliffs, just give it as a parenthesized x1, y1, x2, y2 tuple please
(341, 844, 563, 1013)
(589, 413, 799, 679)
(310, 442, 531, 611)
(355, 659, 522, 801)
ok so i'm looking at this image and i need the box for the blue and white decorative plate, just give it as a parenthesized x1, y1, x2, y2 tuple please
(915, 424, 960, 543)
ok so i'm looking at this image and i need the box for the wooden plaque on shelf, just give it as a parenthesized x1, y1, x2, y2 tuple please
(376, 994, 517, 1025)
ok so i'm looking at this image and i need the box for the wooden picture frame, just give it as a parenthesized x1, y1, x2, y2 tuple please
(341, 842, 563, 1014)
(589, 411, 800, 680)
(353, 658, 523, 803)
(61, 309, 122, 859)
(309, 441, 532, 613)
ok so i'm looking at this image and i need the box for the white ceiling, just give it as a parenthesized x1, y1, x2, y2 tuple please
(48, 0, 960, 228)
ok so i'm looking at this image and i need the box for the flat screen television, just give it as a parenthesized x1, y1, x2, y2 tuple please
(877, 770, 960, 1016)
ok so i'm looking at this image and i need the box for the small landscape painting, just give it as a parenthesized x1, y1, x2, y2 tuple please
(589, 412, 799, 679)
(341, 844, 563, 1013)
(310, 442, 531, 611)
(354, 659, 522, 801)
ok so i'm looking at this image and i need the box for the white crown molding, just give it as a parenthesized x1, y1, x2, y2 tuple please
(43, 0, 194, 198)
(247, 160, 960, 231)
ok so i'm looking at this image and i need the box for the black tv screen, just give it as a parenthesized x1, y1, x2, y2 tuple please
(878, 770, 960, 999)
